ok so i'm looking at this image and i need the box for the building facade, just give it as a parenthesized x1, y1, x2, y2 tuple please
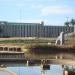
(0, 21, 74, 38)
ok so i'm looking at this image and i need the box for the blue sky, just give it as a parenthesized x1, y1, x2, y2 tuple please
(0, 0, 75, 25)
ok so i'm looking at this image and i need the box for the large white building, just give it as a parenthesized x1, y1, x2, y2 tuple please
(0, 21, 74, 38)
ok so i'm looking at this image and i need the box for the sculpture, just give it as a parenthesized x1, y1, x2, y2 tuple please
(55, 32, 64, 45)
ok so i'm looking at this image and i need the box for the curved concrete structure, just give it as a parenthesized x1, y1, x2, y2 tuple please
(55, 32, 64, 45)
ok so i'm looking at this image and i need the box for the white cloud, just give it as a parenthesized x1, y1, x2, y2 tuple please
(40, 6, 73, 16)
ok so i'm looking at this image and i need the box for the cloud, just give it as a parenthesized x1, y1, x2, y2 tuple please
(40, 6, 73, 16)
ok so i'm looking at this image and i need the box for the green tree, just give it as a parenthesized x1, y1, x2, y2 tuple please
(70, 19, 75, 37)
(64, 21, 70, 27)
(70, 19, 75, 26)
(64, 21, 70, 38)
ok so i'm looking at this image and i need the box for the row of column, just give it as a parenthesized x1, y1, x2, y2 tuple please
(0, 53, 25, 59)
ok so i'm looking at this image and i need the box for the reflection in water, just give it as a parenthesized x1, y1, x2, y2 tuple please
(0, 64, 63, 75)
(0, 72, 8, 75)
(41, 65, 63, 75)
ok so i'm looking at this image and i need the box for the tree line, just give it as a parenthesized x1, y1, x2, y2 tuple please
(64, 18, 75, 27)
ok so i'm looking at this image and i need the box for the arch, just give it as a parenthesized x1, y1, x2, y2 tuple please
(0, 47, 3, 51)
(11, 47, 16, 51)
(4, 47, 8, 51)
(9, 48, 13, 51)
(17, 48, 21, 52)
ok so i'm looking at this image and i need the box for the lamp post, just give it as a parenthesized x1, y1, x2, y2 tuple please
(17, 3, 24, 22)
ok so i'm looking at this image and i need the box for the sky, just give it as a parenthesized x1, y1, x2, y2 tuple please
(0, 0, 75, 25)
